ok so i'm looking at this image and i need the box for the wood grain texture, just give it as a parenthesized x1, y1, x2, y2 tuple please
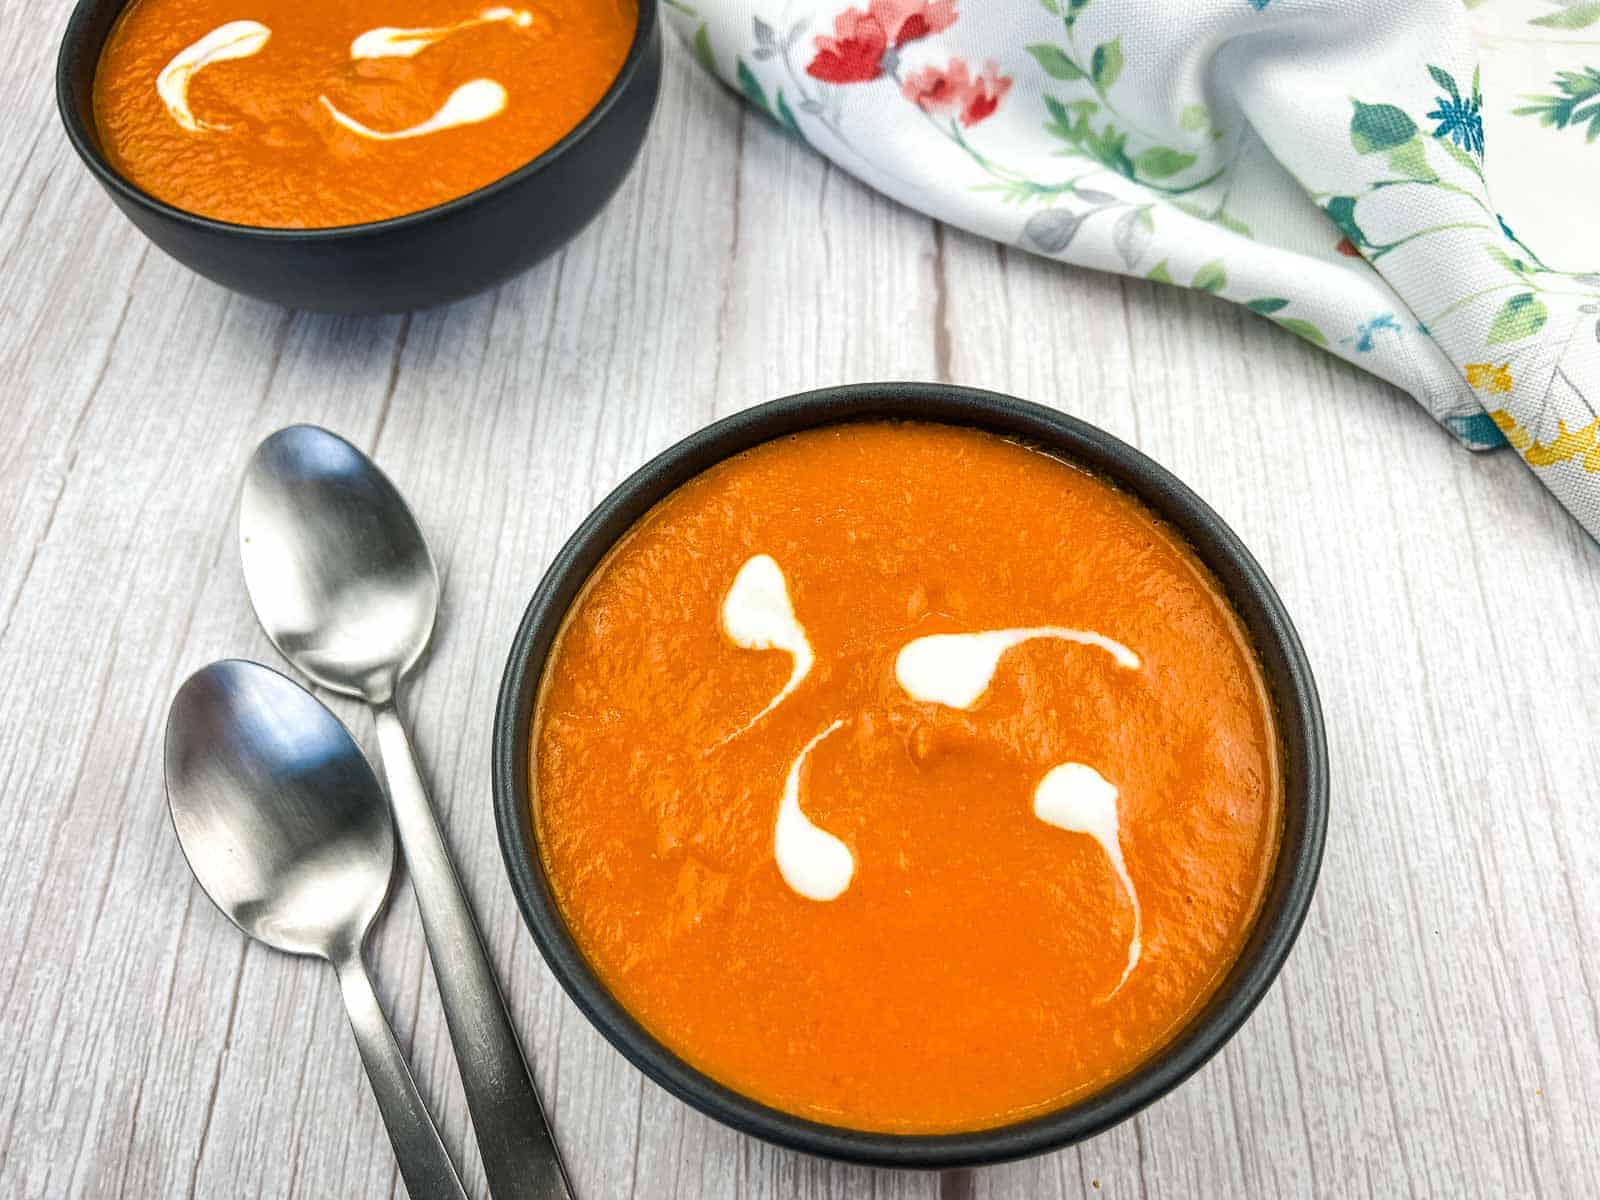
(4, 20, 1600, 1198)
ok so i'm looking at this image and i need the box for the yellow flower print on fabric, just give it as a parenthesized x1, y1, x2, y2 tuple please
(1465, 362, 1513, 394)
(1488, 408, 1532, 451)
(1523, 419, 1600, 470)
(1488, 411, 1600, 472)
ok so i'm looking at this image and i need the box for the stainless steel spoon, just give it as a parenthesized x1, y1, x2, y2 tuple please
(239, 425, 572, 1200)
(164, 660, 469, 1200)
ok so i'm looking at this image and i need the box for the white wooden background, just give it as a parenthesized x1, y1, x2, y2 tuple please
(4, 7, 1600, 1196)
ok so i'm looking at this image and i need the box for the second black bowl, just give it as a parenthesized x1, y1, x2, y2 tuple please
(494, 383, 1329, 1169)
(55, 0, 661, 313)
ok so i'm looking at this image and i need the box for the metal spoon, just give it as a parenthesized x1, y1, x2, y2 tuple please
(164, 660, 469, 1200)
(239, 425, 572, 1200)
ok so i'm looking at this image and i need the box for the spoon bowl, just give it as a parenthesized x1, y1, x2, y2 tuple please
(241, 426, 437, 705)
(165, 658, 393, 960)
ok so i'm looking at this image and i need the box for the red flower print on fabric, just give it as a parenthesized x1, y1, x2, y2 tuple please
(807, 9, 889, 82)
(1335, 236, 1361, 257)
(874, 0, 958, 47)
(806, 0, 959, 84)
(956, 59, 1010, 125)
(901, 61, 960, 110)
(902, 58, 1012, 126)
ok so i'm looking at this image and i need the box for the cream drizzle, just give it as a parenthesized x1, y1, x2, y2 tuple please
(156, 20, 272, 133)
(774, 720, 853, 901)
(1034, 762, 1142, 994)
(894, 626, 1140, 710)
(349, 7, 535, 59)
(319, 80, 507, 141)
(718, 555, 813, 740)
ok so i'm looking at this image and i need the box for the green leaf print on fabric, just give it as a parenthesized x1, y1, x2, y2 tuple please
(1387, 138, 1436, 181)
(1350, 101, 1418, 153)
(776, 91, 804, 137)
(1438, 136, 1486, 181)
(1026, 44, 1085, 79)
(1023, 15, 1237, 208)
(1039, 96, 1224, 195)
(1091, 38, 1124, 89)
(1240, 300, 1330, 346)
(1192, 259, 1227, 293)
(1486, 293, 1550, 343)
(1514, 68, 1600, 143)
(738, 58, 769, 111)
(1146, 260, 1175, 284)
(1529, 2, 1600, 29)
(692, 23, 717, 74)
(1039, 0, 1092, 23)
(1135, 146, 1198, 178)
(1445, 412, 1510, 449)
(1485, 244, 1539, 281)
(1042, 100, 1137, 177)
(734, 54, 806, 143)
(1276, 318, 1329, 346)
(1189, 278, 1327, 350)
(1324, 197, 1367, 248)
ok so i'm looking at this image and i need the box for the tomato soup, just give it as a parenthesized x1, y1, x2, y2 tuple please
(532, 422, 1281, 1133)
(93, 0, 636, 227)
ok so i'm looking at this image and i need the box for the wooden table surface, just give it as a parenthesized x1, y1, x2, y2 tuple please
(5, 18, 1600, 1199)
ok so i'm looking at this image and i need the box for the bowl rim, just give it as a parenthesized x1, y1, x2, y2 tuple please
(492, 382, 1328, 1169)
(54, 0, 659, 240)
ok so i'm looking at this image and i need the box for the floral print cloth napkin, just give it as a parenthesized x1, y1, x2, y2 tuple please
(669, 0, 1600, 538)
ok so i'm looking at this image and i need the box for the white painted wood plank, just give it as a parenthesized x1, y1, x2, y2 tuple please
(3, 25, 1600, 1200)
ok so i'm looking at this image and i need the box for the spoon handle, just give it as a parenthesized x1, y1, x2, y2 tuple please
(335, 954, 470, 1200)
(373, 701, 575, 1200)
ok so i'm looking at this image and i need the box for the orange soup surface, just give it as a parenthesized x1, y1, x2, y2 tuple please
(93, 0, 636, 227)
(534, 422, 1281, 1133)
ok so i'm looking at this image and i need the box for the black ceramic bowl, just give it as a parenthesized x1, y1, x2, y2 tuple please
(494, 383, 1328, 1169)
(55, 0, 661, 313)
